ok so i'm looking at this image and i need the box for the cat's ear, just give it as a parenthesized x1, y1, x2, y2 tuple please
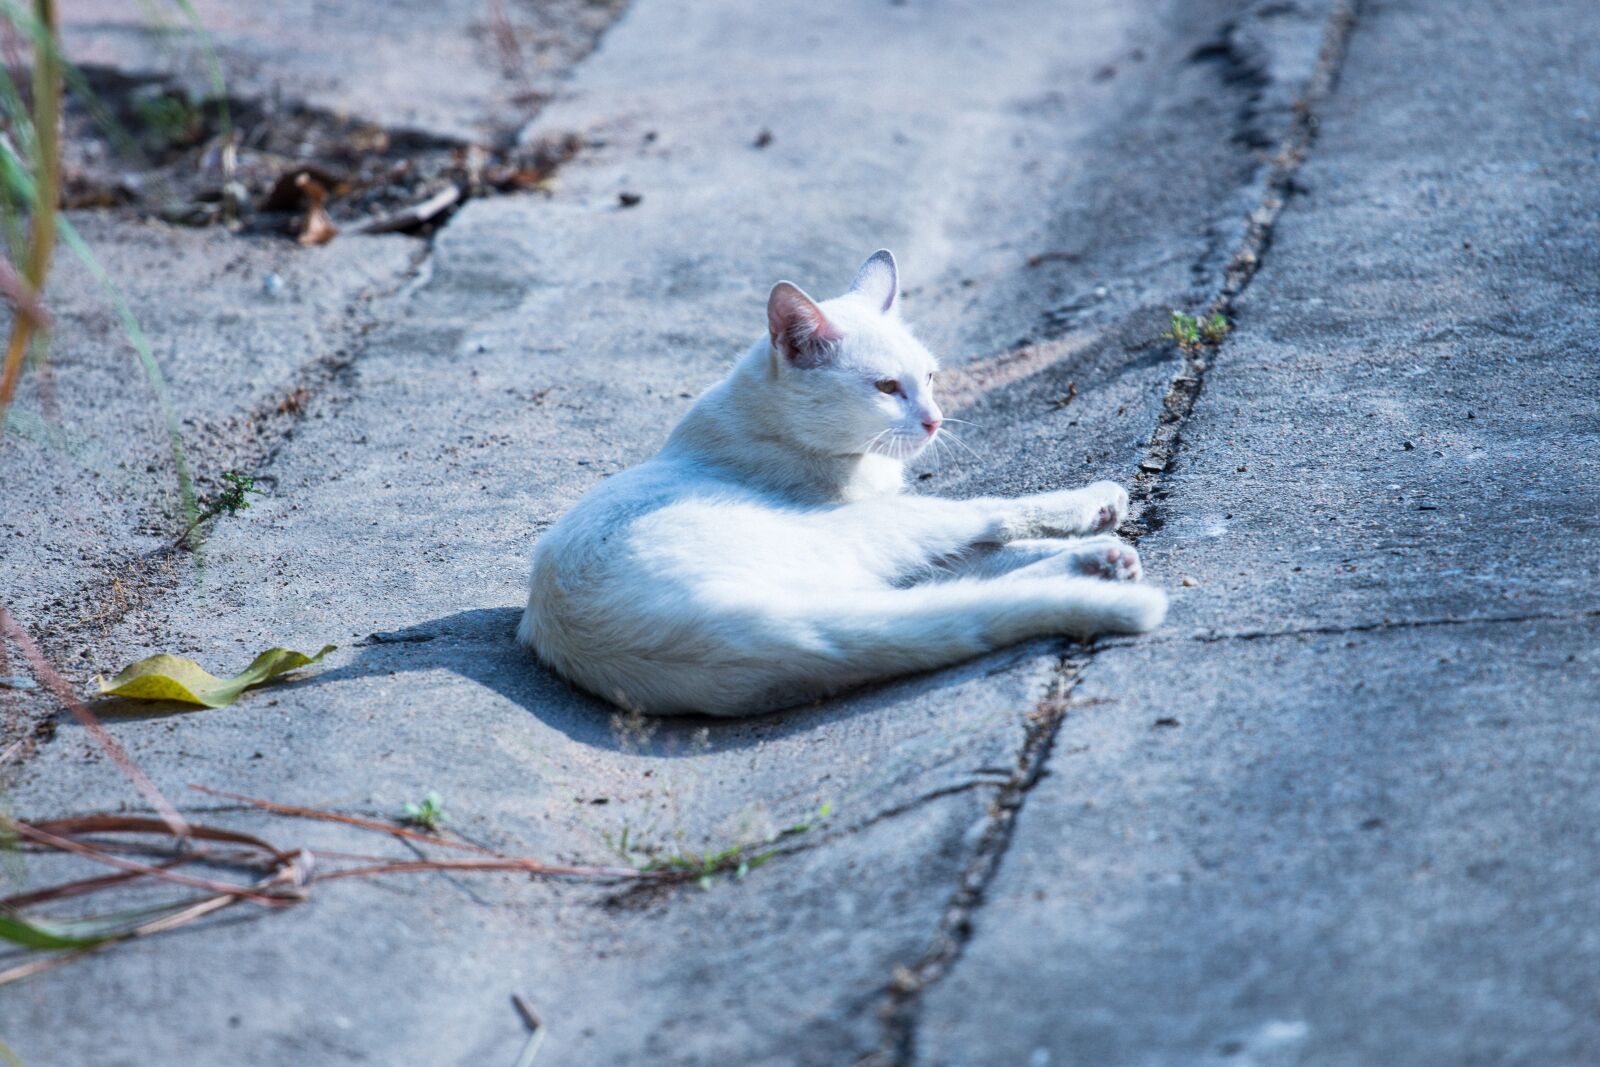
(768, 281, 840, 368)
(848, 249, 898, 313)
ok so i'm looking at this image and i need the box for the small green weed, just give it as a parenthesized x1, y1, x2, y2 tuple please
(647, 841, 771, 890)
(131, 92, 203, 149)
(173, 469, 261, 548)
(402, 790, 448, 832)
(605, 802, 833, 890)
(1165, 310, 1231, 352)
(211, 470, 261, 516)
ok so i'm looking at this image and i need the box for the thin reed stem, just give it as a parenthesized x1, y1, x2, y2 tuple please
(0, 0, 58, 421)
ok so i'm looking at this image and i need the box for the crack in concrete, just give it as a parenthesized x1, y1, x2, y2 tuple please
(805, 777, 1010, 847)
(855, 657, 1086, 1067)
(1101, 606, 1600, 648)
(22, 240, 431, 671)
(1127, 0, 1361, 538)
(857, 4, 1367, 1063)
(13, 117, 582, 760)
(598, 776, 1013, 915)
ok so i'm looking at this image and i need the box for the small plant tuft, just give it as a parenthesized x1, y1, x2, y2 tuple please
(605, 802, 834, 890)
(172, 469, 262, 548)
(130, 91, 204, 149)
(402, 790, 448, 832)
(1165, 310, 1231, 352)
(212, 470, 261, 516)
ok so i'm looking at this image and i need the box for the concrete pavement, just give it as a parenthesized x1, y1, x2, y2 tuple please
(2, 0, 1596, 1063)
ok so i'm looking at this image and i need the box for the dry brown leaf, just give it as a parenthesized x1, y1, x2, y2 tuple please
(295, 174, 339, 246)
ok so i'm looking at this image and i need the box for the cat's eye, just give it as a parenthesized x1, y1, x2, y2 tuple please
(876, 379, 900, 395)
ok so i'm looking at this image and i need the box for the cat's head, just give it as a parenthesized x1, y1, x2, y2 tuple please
(765, 250, 942, 460)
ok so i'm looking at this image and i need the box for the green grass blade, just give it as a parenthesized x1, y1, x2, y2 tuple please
(0, 911, 108, 950)
(166, 0, 231, 138)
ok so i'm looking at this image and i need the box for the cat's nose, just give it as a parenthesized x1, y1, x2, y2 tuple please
(922, 417, 942, 435)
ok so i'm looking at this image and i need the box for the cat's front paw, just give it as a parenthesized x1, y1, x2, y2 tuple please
(1007, 535, 1143, 581)
(1075, 537, 1141, 581)
(1007, 481, 1129, 539)
(1085, 481, 1129, 533)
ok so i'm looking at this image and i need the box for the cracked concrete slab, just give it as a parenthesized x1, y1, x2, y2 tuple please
(7, 0, 1593, 1063)
(912, 0, 1600, 1063)
(918, 617, 1600, 1067)
(1, 220, 419, 623)
(4, 0, 1355, 1062)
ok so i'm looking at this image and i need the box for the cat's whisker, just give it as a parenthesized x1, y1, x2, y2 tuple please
(861, 428, 892, 457)
(940, 424, 974, 447)
(940, 428, 985, 462)
(939, 417, 979, 427)
(949, 439, 983, 464)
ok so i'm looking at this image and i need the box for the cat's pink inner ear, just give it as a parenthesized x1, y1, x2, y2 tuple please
(767, 281, 840, 367)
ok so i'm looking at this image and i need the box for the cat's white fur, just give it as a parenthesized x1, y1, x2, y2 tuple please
(517, 251, 1167, 716)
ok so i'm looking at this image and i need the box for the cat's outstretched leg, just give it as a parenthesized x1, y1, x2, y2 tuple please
(832, 480, 1130, 570)
(995, 481, 1128, 539)
(698, 574, 1167, 713)
(940, 536, 1141, 581)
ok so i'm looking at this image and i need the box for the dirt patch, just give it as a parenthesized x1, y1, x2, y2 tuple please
(61, 67, 586, 241)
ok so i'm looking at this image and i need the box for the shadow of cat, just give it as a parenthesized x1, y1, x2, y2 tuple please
(285, 606, 1046, 758)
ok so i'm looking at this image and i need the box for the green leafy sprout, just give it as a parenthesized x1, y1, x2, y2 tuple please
(402, 791, 449, 833)
(212, 470, 261, 515)
(1166, 309, 1231, 352)
(130, 91, 202, 148)
(172, 470, 261, 548)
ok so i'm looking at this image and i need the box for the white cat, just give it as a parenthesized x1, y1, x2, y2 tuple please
(517, 251, 1167, 716)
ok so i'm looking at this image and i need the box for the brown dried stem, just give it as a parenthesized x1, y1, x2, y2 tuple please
(0, 0, 61, 424)
(0, 607, 190, 838)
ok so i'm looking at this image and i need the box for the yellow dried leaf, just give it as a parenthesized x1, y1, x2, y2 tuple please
(97, 645, 335, 708)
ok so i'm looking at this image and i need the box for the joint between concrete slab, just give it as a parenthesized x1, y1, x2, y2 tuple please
(1126, 0, 1362, 540)
(1111, 606, 1600, 649)
(864, 4, 1369, 1062)
(854, 656, 1086, 1067)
